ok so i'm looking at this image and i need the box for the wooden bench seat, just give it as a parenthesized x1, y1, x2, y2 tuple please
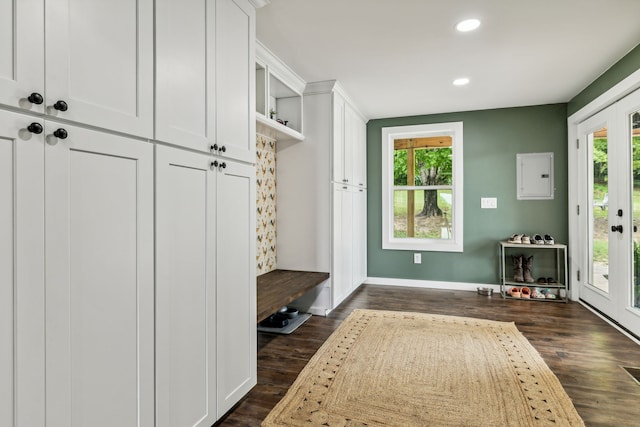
(256, 269, 329, 323)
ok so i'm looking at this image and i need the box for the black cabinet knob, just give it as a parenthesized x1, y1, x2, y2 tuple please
(211, 160, 219, 168)
(53, 128, 68, 139)
(28, 92, 44, 105)
(27, 122, 43, 134)
(53, 100, 68, 111)
(220, 162, 226, 169)
(211, 144, 218, 152)
(220, 145, 226, 153)
(611, 225, 623, 233)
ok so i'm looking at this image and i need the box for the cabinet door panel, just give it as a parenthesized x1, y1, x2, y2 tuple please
(332, 93, 345, 183)
(0, 111, 45, 427)
(216, 160, 256, 416)
(333, 185, 353, 307)
(155, 0, 215, 151)
(215, 0, 255, 163)
(156, 145, 217, 427)
(45, 124, 154, 427)
(0, 0, 43, 113)
(45, 0, 153, 137)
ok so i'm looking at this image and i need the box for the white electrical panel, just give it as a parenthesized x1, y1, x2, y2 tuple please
(516, 152, 554, 200)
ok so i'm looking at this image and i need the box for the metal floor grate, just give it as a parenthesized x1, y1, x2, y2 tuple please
(622, 366, 640, 385)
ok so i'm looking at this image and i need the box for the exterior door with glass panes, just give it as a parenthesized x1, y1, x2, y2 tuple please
(578, 89, 640, 337)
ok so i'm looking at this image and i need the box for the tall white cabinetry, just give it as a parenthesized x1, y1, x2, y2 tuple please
(277, 80, 367, 313)
(1, 111, 45, 427)
(155, 0, 256, 424)
(0, 110, 155, 427)
(156, 0, 255, 162)
(155, 146, 256, 426)
(45, 123, 155, 427)
(1, 0, 257, 425)
(0, 0, 153, 137)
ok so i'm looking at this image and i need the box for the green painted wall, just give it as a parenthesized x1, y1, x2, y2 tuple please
(568, 43, 640, 116)
(367, 104, 568, 284)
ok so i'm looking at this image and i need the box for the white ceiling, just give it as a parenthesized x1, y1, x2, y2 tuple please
(256, 0, 640, 120)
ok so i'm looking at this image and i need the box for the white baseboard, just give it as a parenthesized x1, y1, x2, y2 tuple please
(364, 277, 500, 292)
(307, 306, 332, 317)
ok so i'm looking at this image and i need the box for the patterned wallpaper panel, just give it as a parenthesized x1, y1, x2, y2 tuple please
(256, 134, 277, 275)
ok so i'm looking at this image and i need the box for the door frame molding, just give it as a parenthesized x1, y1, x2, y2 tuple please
(568, 68, 640, 301)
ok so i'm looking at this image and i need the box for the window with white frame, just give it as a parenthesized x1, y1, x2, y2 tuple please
(381, 122, 463, 252)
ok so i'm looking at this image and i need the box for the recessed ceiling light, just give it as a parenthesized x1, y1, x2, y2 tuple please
(453, 78, 470, 86)
(456, 18, 481, 32)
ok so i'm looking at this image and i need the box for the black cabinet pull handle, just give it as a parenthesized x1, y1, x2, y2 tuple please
(53, 128, 68, 139)
(27, 122, 43, 134)
(53, 100, 68, 111)
(28, 92, 44, 105)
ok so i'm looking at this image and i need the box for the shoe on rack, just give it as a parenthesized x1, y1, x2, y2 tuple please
(509, 287, 521, 298)
(544, 234, 555, 245)
(537, 277, 548, 285)
(508, 234, 522, 243)
(521, 286, 531, 298)
(531, 288, 545, 299)
(521, 234, 531, 244)
(533, 234, 544, 245)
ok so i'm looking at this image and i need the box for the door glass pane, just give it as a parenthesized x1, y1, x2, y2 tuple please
(632, 112, 640, 308)
(591, 127, 609, 293)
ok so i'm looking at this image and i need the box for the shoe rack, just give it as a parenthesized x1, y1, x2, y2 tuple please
(498, 241, 568, 303)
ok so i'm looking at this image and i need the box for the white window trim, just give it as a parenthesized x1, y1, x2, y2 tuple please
(381, 122, 464, 252)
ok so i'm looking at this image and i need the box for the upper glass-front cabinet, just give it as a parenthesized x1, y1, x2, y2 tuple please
(255, 41, 304, 141)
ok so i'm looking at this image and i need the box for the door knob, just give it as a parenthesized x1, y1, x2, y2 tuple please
(611, 225, 623, 233)
(27, 92, 44, 105)
(53, 128, 68, 139)
(53, 100, 68, 111)
(27, 122, 43, 134)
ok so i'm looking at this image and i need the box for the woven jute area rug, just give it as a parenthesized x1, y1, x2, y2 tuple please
(262, 309, 584, 426)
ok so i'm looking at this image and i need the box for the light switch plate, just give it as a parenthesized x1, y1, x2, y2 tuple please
(481, 197, 498, 209)
(413, 253, 421, 264)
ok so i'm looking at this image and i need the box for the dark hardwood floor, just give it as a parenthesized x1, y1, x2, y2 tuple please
(218, 284, 640, 426)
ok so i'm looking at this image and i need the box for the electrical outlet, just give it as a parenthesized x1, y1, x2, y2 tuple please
(481, 197, 498, 209)
(413, 253, 421, 264)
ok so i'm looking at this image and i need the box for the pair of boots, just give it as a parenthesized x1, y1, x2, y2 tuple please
(512, 254, 534, 283)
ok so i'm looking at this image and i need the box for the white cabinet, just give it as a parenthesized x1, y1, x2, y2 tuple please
(155, 145, 256, 424)
(0, 0, 43, 115)
(0, 110, 45, 427)
(155, 0, 255, 161)
(155, 0, 215, 152)
(333, 184, 354, 306)
(277, 81, 367, 313)
(0, 0, 154, 138)
(44, 122, 155, 427)
(332, 91, 367, 187)
(215, 0, 256, 163)
(332, 185, 368, 308)
(216, 159, 256, 416)
(255, 41, 305, 142)
(353, 188, 368, 286)
(156, 146, 217, 427)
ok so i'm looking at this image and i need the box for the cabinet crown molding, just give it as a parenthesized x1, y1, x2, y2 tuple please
(305, 80, 368, 123)
(256, 40, 306, 94)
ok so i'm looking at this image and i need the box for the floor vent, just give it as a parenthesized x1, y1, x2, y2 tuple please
(622, 366, 640, 385)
